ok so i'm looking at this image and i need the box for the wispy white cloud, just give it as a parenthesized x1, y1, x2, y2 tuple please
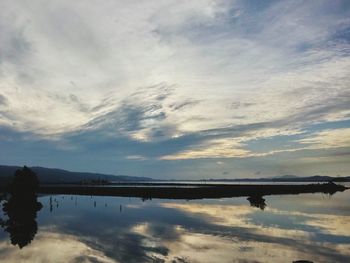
(298, 128, 350, 150)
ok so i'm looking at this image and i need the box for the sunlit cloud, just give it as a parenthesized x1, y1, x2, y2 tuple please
(298, 128, 350, 150)
(160, 139, 251, 160)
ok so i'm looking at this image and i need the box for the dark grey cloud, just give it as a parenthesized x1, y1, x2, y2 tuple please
(0, 94, 8, 106)
(276, 90, 350, 128)
(83, 99, 165, 133)
(0, 11, 34, 84)
(79, 84, 179, 141)
(0, 25, 31, 66)
(230, 102, 255, 110)
(169, 99, 201, 111)
(89, 96, 117, 113)
(44, 92, 93, 113)
(331, 151, 350, 157)
(332, 24, 350, 44)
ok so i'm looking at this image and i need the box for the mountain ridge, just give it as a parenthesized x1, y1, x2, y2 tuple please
(203, 175, 350, 182)
(0, 165, 153, 184)
(1, 165, 349, 184)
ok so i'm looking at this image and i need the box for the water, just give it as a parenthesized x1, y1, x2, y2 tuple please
(111, 180, 328, 185)
(0, 185, 349, 262)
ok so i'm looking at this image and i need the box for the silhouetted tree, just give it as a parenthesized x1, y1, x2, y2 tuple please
(10, 166, 39, 196)
(0, 166, 42, 249)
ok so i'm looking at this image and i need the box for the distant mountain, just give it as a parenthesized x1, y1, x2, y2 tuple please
(204, 175, 350, 182)
(270, 175, 350, 182)
(272, 175, 299, 179)
(0, 165, 153, 184)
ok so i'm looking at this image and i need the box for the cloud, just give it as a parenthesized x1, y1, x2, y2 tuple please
(126, 155, 147, 161)
(80, 83, 181, 142)
(169, 99, 201, 111)
(0, 0, 349, 176)
(298, 128, 350, 149)
(1, 0, 349, 136)
(0, 232, 116, 263)
(160, 138, 251, 160)
(0, 94, 8, 106)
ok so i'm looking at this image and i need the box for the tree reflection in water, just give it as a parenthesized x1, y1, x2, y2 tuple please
(247, 195, 267, 210)
(0, 166, 42, 249)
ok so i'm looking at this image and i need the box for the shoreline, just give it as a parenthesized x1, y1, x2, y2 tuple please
(37, 182, 348, 200)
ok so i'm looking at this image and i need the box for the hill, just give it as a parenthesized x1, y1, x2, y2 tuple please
(0, 165, 153, 184)
(204, 175, 350, 182)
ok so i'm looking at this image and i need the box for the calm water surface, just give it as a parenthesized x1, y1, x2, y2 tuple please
(0, 184, 349, 263)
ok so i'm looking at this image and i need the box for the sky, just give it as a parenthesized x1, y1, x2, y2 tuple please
(0, 0, 350, 179)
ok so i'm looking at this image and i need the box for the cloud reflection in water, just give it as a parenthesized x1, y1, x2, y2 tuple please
(0, 190, 349, 262)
